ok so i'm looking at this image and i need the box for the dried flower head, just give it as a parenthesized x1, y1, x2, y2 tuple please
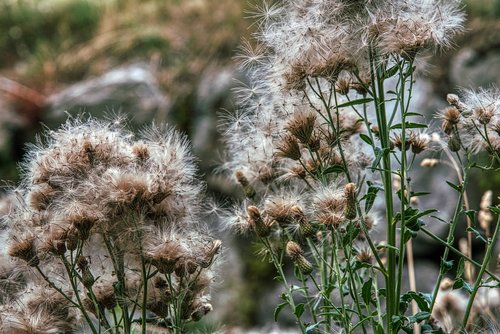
(276, 134, 302, 161)
(420, 158, 439, 167)
(286, 111, 317, 145)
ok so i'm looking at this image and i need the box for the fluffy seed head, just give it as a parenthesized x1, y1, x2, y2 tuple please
(8, 236, 39, 266)
(286, 111, 317, 144)
(276, 134, 302, 160)
(286, 241, 304, 260)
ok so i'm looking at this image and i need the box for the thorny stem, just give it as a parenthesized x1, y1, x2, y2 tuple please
(65, 254, 113, 332)
(420, 227, 499, 281)
(461, 215, 500, 329)
(341, 232, 368, 334)
(262, 237, 306, 333)
(430, 157, 471, 311)
(103, 233, 131, 334)
(60, 259, 101, 334)
(395, 59, 414, 318)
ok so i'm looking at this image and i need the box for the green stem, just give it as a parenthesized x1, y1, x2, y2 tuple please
(262, 237, 306, 333)
(59, 259, 100, 334)
(420, 227, 499, 281)
(430, 162, 470, 311)
(369, 46, 396, 332)
(461, 216, 500, 329)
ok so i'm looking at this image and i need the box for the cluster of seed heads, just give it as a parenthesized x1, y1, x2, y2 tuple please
(0, 117, 219, 333)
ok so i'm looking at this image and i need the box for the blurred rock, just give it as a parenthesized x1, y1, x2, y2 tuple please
(44, 63, 170, 127)
(450, 47, 500, 88)
(193, 65, 245, 196)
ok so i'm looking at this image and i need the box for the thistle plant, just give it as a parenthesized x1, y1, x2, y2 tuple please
(220, 1, 499, 333)
(0, 117, 220, 334)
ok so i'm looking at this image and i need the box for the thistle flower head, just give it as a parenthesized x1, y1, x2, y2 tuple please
(2, 116, 219, 330)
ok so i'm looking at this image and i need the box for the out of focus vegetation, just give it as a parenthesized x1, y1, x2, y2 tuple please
(0, 0, 247, 181)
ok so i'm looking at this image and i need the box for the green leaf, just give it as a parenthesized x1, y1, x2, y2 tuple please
(467, 226, 487, 243)
(323, 165, 345, 175)
(274, 302, 288, 321)
(294, 303, 305, 318)
(405, 112, 423, 117)
(359, 133, 373, 146)
(410, 311, 431, 323)
(406, 209, 437, 228)
(384, 64, 399, 79)
(371, 147, 389, 171)
(446, 181, 462, 192)
(489, 206, 500, 215)
(410, 191, 431, 197)
(390, 122, 428, 130)
(455, 257, 465, 279)
(362, 278, 373, 306)
(375, 323, 385, 334)
(453, 278, 464, 290)
(336, 98, 373, 109)
(363, 182, 383, 213)
(306, 322, 323, 333)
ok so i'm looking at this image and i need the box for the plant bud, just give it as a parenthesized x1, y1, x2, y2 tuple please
(291, 205, 314, 237)
(235, 170, 256, 199)
(343, 183, 357, 220)
(8, 236, 39, 267)
(82, 268, 95, 289)
(247, 206, 271, 237)
(295, 255, 313, 275)
(286, 241, 304, 259)
(447, 133, 461, 152)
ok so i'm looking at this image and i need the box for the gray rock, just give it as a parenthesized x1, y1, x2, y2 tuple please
(44, 63, 170, 127)
(450, 47, 500, 88)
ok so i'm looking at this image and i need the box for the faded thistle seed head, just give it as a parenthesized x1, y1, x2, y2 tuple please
(276, 134, 302, 160)
(420, 158, 439, 167)
(392, 134, 410, 151)
(286, 111, 316, 144)
(291, 205, 315, 238)
(336, 76, 351, 95)
(441, 106, 461, 135)
(356, 249, 373, 264)
(8, 236, 39, 267)
(474, 106, 494, 125)
(478, 190, 493, 237)
(409, 133, 430, 154)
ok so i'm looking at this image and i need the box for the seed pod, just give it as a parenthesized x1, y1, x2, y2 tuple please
(295, 254, 313, 275)
(8, 236, 39, 267)
(447, 133, 461, 152)
(235, 170, 256, 199)
(247, 206, 271, 237)
(291, 206, 314, 238)
(343, 183, 357, 220)
(82, 268, 95, 289)
(285, 241, 312, 275)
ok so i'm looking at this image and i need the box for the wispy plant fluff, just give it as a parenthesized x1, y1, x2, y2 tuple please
(0, 117, 220, 334)
(222, 0, 464, 186)
(220, 1, 498, 334)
